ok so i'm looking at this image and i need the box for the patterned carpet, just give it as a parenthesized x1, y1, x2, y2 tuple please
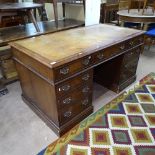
(38, 73, 155, 155)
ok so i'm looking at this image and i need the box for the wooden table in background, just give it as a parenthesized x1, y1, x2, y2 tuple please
(0, 2, 43, 32)
(117, 9, 155, 30)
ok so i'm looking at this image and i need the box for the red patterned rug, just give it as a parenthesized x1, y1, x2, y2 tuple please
(38, 73, 155, 155)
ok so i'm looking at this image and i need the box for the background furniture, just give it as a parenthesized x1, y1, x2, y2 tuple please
(10, 24, 144, 136)
(119, 0, 128, 9)
(33, 0, 85, 27)
(128, 0, 145, 12)
(100, 0, 119, 24)
(0, 19, 83, 94)
(0, 0, 20, 28)
(128, 0, 155, 14)
(117, 9, 155, 30)
(0, 2, 43, 32)
(145, 28, 155, 49)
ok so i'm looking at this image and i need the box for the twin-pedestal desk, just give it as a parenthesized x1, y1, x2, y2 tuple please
(10, 24, 144, 136)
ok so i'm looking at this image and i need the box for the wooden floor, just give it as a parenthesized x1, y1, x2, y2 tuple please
(0, 19, 84, 46)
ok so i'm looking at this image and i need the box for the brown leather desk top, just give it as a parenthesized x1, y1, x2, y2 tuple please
(10, 24, 144, 68)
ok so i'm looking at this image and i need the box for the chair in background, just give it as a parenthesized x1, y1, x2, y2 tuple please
(142, 0, 155, 14)
(128, 0, 144, 12)
(128, 0, 155, 14)
(145, 28, 155, 49)
(33, 0, 85, 27)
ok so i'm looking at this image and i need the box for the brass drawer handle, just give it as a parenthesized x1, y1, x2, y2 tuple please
(82, 98, 89, 106)
(124, 64, 128, 68)
(97, 53, 104, 60)
(82, 56, 91, 66)
(120, 45, 125, 50)
(129, 41, 134, 46)
(139, 38, 143, 42)
(63, 97, 72, 104)
(60, 67, 69, 75)
(59, 84, 70, 92)
(82, 86, 90, 93)
(64, 111, 72, 118)
(82, 74, 90, 81)
(128, 51, 134, 56)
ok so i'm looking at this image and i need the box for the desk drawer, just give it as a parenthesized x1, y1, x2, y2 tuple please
(56, 69, 93, 97)
(92, 42, 125, 65)
(54, 55, 93, 81)
(59, 98, 92, 125)
(57, 84, 92, 108)
(127, 36, 144, 49)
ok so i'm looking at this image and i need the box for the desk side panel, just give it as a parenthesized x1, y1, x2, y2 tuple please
(14, 56, 59, 128)
(12, 47, 54, 82)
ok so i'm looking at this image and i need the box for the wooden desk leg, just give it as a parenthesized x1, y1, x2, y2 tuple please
(27, 9, 40, 32)
(53, 0, 58, 27)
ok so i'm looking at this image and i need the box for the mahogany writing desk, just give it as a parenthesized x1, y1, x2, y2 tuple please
(10, 24, 144, 136)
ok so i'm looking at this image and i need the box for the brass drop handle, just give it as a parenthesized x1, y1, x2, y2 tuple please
(124, 64, 128, 68)
(97, 53, 104, 60)
(82, 56, 91, 66)
(63, 97, 72, 104)
(64, 111, 72, 118)
(60, 67, 69, 75)
(129, 41, 134, 46)
(139, 38, 143, 42)
(128, 51, 134, 56)
(120, 45, 125, 50)
(82, 86, 90, 93)
(82, 98, 89, 106)
(82, 74, 90, 81)
(59, 84, 70, 92)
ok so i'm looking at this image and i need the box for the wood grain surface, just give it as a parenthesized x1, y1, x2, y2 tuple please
(10, 24, 144, 68)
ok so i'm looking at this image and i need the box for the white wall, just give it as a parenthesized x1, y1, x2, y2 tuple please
(85, 0, 100, 26)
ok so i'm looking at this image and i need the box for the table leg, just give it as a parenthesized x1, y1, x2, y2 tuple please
(120, 21, 125, 27)
(140, 23, 144, 30)
(142, 0, 148, 15)
(27, 9, 40, 32)
(53, 0, 58, 27)
(143, 23, 148, 31)
(62, 2, 65, 19)
(83, 0, 85, 15)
